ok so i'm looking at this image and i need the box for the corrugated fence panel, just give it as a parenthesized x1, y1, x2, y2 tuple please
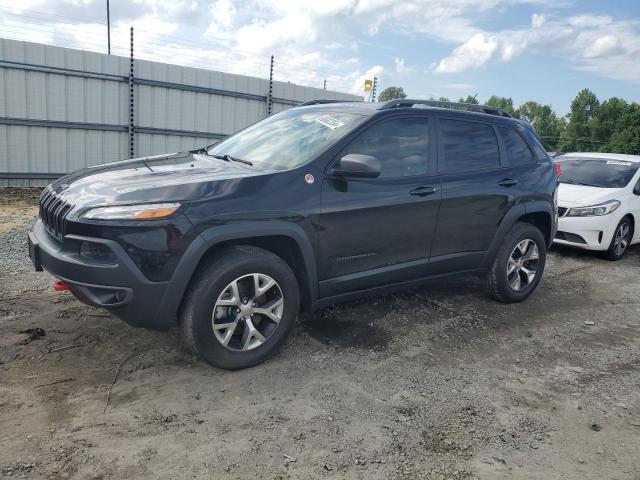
(0, 37, 362, 185)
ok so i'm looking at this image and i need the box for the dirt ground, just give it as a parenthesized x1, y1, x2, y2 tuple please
(1, 188, 639, 480)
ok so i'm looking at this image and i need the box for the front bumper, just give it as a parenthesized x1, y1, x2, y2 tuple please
(553, 212, 619, 251)
(28, 219, 173, 330)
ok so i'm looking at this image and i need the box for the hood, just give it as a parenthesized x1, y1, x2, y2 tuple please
(51, 151, 277, 209)
(557, 182, 620, 207)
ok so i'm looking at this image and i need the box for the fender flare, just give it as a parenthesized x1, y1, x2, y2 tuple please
(481, 201, 554, 268)
(156, 221, 318, 324)
(524, 200, 556, 246)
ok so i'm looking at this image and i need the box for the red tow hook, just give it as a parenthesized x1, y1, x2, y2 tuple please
(52, 280, 70, 292)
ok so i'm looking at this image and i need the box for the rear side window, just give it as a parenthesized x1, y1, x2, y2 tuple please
(499, 127, 535, 164)
(342, 117, 430, 178)
(440, 119, 500, 173)
(529, 134, 550, 161)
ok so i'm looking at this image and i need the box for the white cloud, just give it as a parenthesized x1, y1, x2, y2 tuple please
(431, 11, 640, 83)
(568, 14, 612, 28)
(583, 35, 625, 58)
(434, 33, 498, 74)
(394, 57, 414, 75)
(531, 13, 545, 28)
(1, 0, 640, 96)
(209, 0, 237, 29)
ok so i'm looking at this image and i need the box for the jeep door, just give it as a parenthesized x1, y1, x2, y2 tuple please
(318, 114, 441, 297)
(429, 116, 518, 273)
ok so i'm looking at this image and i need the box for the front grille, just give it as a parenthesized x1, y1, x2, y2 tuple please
(557, 206, 568, 217)
(39, 186, 73, 241)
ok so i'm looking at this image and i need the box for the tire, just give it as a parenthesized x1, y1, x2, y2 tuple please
(179, 245, 300, 369)
(603, 217, 633, 261)
(485, 222, 547, 303)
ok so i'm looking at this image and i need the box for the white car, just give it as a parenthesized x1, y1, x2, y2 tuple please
(554, 152, 640, 260)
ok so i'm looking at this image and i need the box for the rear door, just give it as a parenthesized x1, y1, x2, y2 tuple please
(318, 114, 441, 297)
(429, 116, 518, 273)
(497, 124, 547, 200)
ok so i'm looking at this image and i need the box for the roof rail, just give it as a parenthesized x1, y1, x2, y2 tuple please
(378, 99, 512, 118)
(297, 99, 356, 107)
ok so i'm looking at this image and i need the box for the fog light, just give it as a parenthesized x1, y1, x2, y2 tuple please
(79, 241, 116, 264)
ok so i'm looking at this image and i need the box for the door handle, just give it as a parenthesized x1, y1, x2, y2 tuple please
(498, 178, 518, 187)
(409, 186, 437, 196)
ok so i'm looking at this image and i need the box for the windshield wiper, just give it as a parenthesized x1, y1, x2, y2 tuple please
(210, 153, 253, 166)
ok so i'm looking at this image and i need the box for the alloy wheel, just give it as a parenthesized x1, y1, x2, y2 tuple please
(212, 273, 284, 351)
(614, 223, 631, 257)
(507, 239, 540, 291)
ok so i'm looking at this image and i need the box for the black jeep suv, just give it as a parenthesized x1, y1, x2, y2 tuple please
(28, 99, 558, 369)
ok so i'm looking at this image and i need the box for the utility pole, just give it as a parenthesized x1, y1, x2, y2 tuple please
(371, 77, 378, 102)
(106, 0, 111, 55)
(323, 79, 326, 90)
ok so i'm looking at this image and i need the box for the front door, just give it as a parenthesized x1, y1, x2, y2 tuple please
(317, 115, 441, 297)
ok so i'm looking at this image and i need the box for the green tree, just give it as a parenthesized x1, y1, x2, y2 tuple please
(485, 95, 516, 116)
(516, 101, 566, 150)
(559, 88, 600, 152)
(592, 97, 629, 151)
(457, 94, 479, 104)
(606, 103, 640, 154)
(378, 86, 407, 102)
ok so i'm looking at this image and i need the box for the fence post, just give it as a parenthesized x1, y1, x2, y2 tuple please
(128, 26, 135, 158)
(267, 54, 274, 115)
(106, 0, 111, 55)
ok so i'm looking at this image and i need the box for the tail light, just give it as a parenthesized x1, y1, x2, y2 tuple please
(554, 162, 562, 177)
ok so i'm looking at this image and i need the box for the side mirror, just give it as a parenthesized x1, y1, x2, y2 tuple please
(634, 183, 640, 196)
(331, 154, 381, 178)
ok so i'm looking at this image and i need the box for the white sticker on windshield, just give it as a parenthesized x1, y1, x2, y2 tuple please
(607, 160, 632, 166)
(315, 115, 344, 130)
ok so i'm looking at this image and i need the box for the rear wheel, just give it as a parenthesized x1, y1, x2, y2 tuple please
(179, 246, 300, 369)
(485, 222, 546, 303)
(603, 217, 633, 261)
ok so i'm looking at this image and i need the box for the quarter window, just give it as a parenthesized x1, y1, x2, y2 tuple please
(341, 117, 430, 178)
(440, 119, 500, 173)
(499, 127, 535, 164)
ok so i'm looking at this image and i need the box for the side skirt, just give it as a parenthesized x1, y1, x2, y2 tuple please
(311, 267, 487, 311)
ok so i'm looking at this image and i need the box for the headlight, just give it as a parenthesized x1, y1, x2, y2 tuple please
(566, 200, 620, 217)
(80, 203, 180, 220)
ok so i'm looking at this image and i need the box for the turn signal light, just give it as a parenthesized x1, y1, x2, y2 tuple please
(134, 207, 179, 219)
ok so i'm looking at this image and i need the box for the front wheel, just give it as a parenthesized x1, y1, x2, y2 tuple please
(179, 246, 300, 369)
(485, 222, 547, 303)
(603, 217, 633, 261)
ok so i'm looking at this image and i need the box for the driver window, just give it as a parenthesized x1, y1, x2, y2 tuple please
(341, 117, 430, 178)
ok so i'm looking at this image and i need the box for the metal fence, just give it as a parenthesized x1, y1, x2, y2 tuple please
(0, 37, 361, 186)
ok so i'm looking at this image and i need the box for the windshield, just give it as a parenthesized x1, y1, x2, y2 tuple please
(207, 108, 365, 170)
(557, 157, 639, 188)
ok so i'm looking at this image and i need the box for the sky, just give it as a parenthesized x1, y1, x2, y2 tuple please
(0, 0, 639, 114)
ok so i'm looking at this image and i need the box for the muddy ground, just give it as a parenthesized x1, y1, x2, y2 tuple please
(1, 188, 639, 480)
